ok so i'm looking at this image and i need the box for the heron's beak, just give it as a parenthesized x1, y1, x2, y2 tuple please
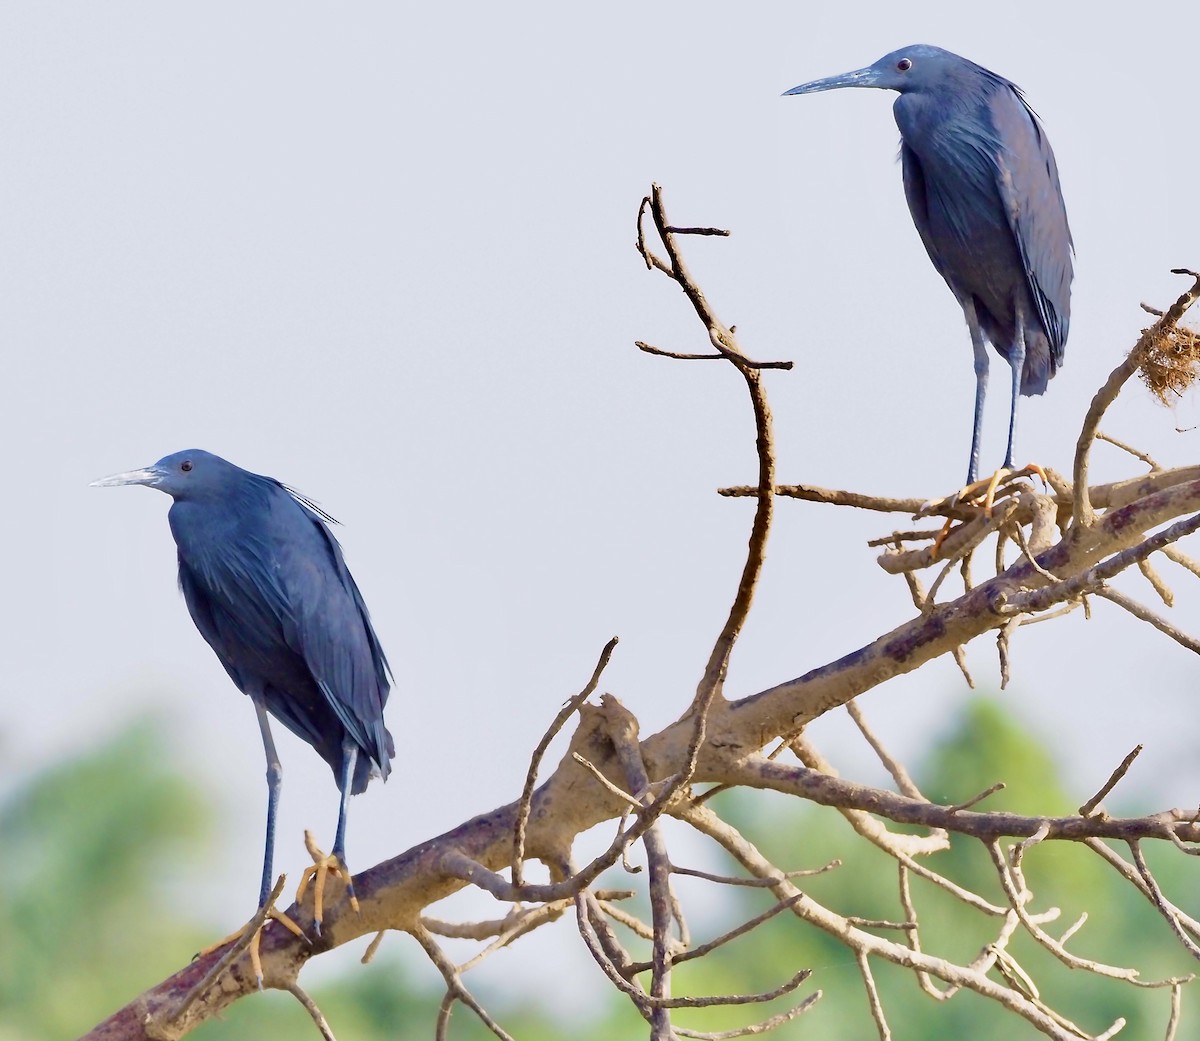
(89, 466, 165, 489)
(783, 66, 880, 96)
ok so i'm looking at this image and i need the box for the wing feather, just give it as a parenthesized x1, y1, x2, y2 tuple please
(988, 88, 1073, 363)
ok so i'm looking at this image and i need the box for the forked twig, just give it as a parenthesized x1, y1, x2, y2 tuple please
(513, 637, 618, 885)
(410, 924, 515, 1041)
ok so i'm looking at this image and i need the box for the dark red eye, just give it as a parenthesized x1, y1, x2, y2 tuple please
(897, 58, 912, 72)
(181, 460, 193, 472)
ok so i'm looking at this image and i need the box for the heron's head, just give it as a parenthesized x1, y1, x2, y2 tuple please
(784, 45, 964, 97)
(91, 449, 238, 501)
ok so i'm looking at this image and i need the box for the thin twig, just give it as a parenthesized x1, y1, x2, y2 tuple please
(724, 756, 1200, 861)
(1086, 837, 1200, 945)
(572, 752, 641, 806)
(998, 617, 1019, 690)
(653, 969, 811, 1009)
(1128, 841, 1200, 960)
(1094, 587, 1200, 654)
(672, 994, 822, 1039)
(1163, 545, 1200, 579)
(669, 862, 840, 886)
(410, 924, 515, 1041)
(664, 225, 730, 236)
(1138, 558, 1175, 607)
(284, 982, 338, 1041)
(1080, 745, 1144, 816)
(721, 464, 1200, 516)
(361, 931, 385, 964)
(846, 917, 915, 930)
(512, 637, 618, 885)
(856, 950, 892, 1041)
(1166, 981, 1183, 1041)
(988, 840, 1141, 980)
(1096, 431, 1160, 470)
(626, 895, 806, 975)
(637, 340, 722, 362)
(164, 875, 289, 1025)
(1011, 520, 1063, 583)
(457, 902, 573, 974)
(435, 990, 457, 1041)
(576, 891, 655, 1010)
(846, 700, 923, 799)
(866, 529, 944, 546)
(786, 737, 949, 859)
(719, 483, 952, 516)
(582, 889, 649, 992)
(947, 782, 1006, 814)
(1058, 913, 1088, 947)
(598, 900, 657, 944)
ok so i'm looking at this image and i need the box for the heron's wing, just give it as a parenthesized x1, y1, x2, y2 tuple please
(274, 490, 394, 776)
(178, 558, 247, 685)
(899, 141, 936, 266)
(177, 545, 329, 752)
(896, 116, 1005, 292)
(988, 88, 1073, 362)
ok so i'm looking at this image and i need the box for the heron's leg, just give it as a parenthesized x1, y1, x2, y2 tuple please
(964, 300, 990, 487)
(332, 739, 357, 865)
(296, 739, 361, 935)
(254, 698, 282, 909)
(922, 302, 994, 551)
(195, 702, 304, 987)
(1004, 303, 1028, 470)
(923, 304, 1042, 537)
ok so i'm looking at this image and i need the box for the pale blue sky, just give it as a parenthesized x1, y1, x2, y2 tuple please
(2, 0, 1197, 1010)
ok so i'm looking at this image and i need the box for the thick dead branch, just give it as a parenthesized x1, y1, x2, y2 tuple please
(719, 756, 1200, 846)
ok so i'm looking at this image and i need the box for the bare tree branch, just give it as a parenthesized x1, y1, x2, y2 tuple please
(1073, 270, 1200, 526)
(81, 188, 1200, 1041)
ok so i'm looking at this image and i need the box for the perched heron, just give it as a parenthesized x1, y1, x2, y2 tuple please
(785, 45, 1073, 486)
(93, 449, 393, 933)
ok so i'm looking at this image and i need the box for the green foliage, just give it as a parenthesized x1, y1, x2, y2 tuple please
(0, 720, 211, 1039)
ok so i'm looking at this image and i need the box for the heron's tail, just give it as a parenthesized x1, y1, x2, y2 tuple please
(1018, 331, 1057, 397)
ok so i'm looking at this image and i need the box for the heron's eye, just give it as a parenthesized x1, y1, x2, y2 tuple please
(181, 460, 193, 472)
(897, 58, 912, 72)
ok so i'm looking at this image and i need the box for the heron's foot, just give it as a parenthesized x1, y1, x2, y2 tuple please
(930, 516, 955, 557)
(922, 464, 1049, 557)
(923, 463, 1048, 519)
(296, 830, 359, 936)
(966, 463, 1048, 515)
(195, 879, 306, 989)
